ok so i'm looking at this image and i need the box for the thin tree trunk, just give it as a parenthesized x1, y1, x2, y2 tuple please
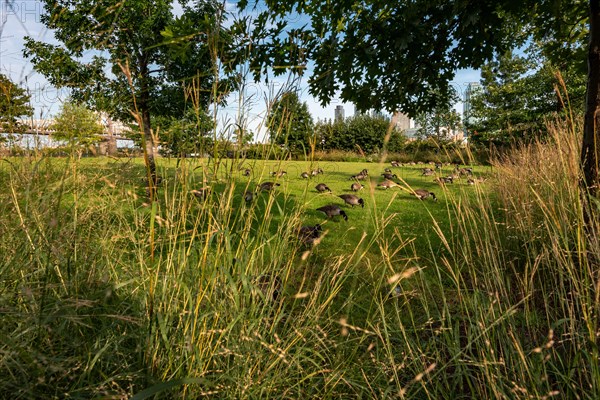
(581, 0, 600, 199)
(138, 59, 158, 189)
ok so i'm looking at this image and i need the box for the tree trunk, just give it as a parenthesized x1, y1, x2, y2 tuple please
(581, 0, 600, 199)
(138, 59, 158, 189)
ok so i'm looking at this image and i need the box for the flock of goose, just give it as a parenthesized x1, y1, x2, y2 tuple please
(238, 161, 483, 247)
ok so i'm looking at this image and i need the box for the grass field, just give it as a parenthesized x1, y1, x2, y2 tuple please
(1, 130, 599, 399)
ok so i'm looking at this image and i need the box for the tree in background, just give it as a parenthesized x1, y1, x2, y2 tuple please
(24, 0, 236, 185)
(157, 108, 214, 157)
(52, 102, 104, 154)
(413, 88, 462, 141)
(0, 74, 33, 134)
(468, 49, 586, 145)
(267, 92, 314, 154)
(316, 113, 405, 153)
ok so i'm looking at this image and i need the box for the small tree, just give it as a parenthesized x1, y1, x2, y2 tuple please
(52, 102, 104, 154)
(0, 74, 33, 134)
(268, 92, 314, 154)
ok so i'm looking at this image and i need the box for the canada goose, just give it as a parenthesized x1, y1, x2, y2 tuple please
(422, 168, 434, 176)
(350, 173, 367, 180)
(351, 182, 364, 192)
(378, 180, 399, 189)
(311, 168, 324, 176)
(242, 168, 251, 176)
(467, 177, 486, 185)
(244, 190, 255, 202)
(316, 204, 348, 221)
(360, 169, 369, 176)
(300, 172, 310, 179)
(271, 170, 287, 177)
(191, 186, 211, 200)
(259, 182, 280, 192)
(435, 162, 442, 170)
(315, 183, 332, 193)
(391, 161, 400, 167)
(254, 274, 282, 302)
(384, 168, 392, 173)
(298, 224, 322, 246)
(381, 172, 398, 180)
(434, 176, 454, 184)
(339, 194, 364, 208)
(412, 189, 437, 201)
(454, 166, 473, 176)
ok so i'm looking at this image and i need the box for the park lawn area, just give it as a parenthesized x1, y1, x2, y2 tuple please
(0, 155, 497, 397)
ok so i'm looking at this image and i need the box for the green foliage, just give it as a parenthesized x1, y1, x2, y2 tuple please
(413, 88, 462, 140)
(157, 108, 214, 157)
(51, 102, 104, 148)
(468, 49, 586, 145)
(0, 74, 33, 133)
(267, 92, 314, 154)
(315, 113, 406, 153)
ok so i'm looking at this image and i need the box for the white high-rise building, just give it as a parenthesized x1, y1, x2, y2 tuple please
(463, 82, 481, 137)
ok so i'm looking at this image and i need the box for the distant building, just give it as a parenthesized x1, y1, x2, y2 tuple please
(334, 105, 345, 122)
(463, 82, 481, 137)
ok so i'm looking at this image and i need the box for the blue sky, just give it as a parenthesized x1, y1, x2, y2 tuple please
(0, 1, 480, 141)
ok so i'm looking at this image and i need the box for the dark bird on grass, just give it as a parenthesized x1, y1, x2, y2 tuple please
(316, 204, 348, 221)
(384, 168, 392, 173)
(338, 194, 364, 208)
(412, 189, 437, 201)
(298, 224, 323, 246)
(381, 172, 398, 180)
(300, 172, 310, 179)
(350, 173, 368, 181)
(311, 168, 324, 176)
(378, 180, 399, 189)
(315, 183, 332, 193)
(467, 177, 486, 185)
(191, 186, 211, 201)
(351, 182, 364, 192)
(244, 190, 255, 202)
(271, 170, 287, 177)
(422, 168, 435, 176)
(254, 274, 283, 302)
(434, 176, 454, 184)
(259, 182, 280, 192)
(391, 161, 401, 167)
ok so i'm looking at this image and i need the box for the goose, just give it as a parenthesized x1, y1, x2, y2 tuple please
(244, 190, 255, 202)
(298, 224, 322, 246)
(434, 176, 454, 184)
(412, 189, 437, 201)
(259, 182, 280, 192)
(381, 172, 398, 180)
(422, 168, 435, 176)
(338, 194, 364, 208)
(467, 177, 486, 185)
(391, 161, 400, 167)
(300, 172, 310, 179)
(315, 183, 332, 193)
(311, 168, 324, 176)
(384, 168, 392, 173)
(191, 186, 211, 200)
(378, 180, 399, 189)
(350, 182, 364, 192)
(316, 204, 348, 221)
(271, 170, 287, 177)
(350, 173, 367, 180)
(254, 274, 282, 302)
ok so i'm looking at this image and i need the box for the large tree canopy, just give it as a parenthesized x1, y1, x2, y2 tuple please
(24, 0, 236, 183)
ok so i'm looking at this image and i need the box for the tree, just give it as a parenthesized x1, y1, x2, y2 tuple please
(413, 89, 463, 141)
(468, 49, 586, 145)
(157, 108, 214, 157)
(267, 92, 314, 154)
(24, 0, 235, 185)
(0, 74, 33, 134)
(238, 0, 600, 195)
(52, 101, 104, 152)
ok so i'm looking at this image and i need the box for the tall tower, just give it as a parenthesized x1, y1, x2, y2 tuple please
(334, 105, 345, 122)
